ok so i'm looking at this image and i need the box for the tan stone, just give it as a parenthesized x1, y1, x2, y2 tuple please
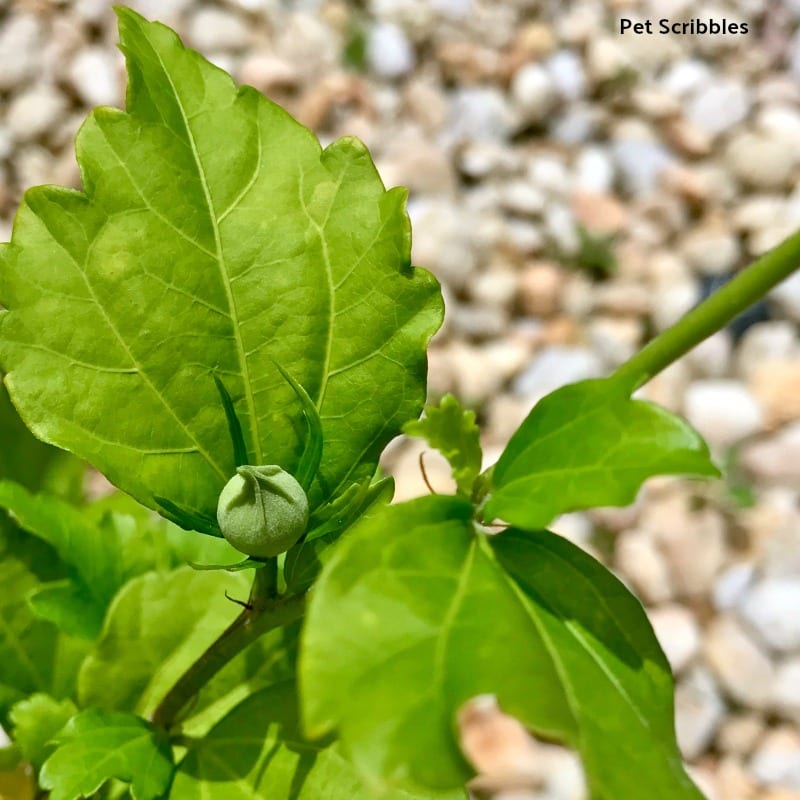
(517, 262, 566, 317)
(570, 190, 628, 235)
(749, 360, 800, 428)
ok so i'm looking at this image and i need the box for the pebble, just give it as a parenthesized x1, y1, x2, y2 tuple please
(7, 86, 68, 144)
(738, 578, 800, 653)
(570, 191, 628, 235)
(684, 331, 733, 379)
(650, 604, 701, 674)
(750, 728, 800, 790)
(686, 79, 751, 137)
(0, 13, 44, 92)
(770, 270, 800, 323)
(68, 47, 121, 108)
(448, 87, 515, 144)
(716, 713, 766, 757)
(573, 146, 615, 193)
(704, 616, 775, 710)
(773, 658, 800, 723)
(683, 380, 764, 448)
(675, 666, 727, 760)
(736, 322, 800, 380)
(749, 360, 800, 428)
(367, 22, 415, 79)
(516, 262, 566, 317)
(612, 136, 675, 196)
(545, 49, 586, 101)
(614, 529, 674, 604)
(586, 316, 642, 366)
(681, 222, 741, 275)
(510, 63, 558, 125)
(187, 6, 251, 51)
(512, 345, 604, 401)
(741, 423, 800, 485)
(713, 563, 756, 612)
(725, 130, 799, 190)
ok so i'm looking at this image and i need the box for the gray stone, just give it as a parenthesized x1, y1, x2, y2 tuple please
(738, 578, 800, 652)
(546, 49, 586, 101)
(448, 87, 514, 144)
(713, 563, 755, 612)
(612, 137, 675, 196)
(367, 22, 415, 79)
(675, 667, 726, 760)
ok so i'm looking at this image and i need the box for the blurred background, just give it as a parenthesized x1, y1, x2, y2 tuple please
(1, 0, 800, 798)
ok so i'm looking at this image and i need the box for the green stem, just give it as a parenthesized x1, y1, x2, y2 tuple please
(150, 567, 304, 732)
(613, 229, 800, 391)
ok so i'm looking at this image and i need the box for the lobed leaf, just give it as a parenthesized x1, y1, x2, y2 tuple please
(301, 495, 705, 799)
(483, 378, 719, 529)
(404, 394, 482, 498)
(0, 8, 442, 525)
(8, 693, 77, 769)
(39, 710, 174, 800)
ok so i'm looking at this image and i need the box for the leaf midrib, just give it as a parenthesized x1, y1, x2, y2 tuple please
(146, 34, 263, 464)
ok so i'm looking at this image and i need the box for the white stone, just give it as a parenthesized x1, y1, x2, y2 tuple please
(512, 345, 604, 401)
(544, 204, 579, 256)
(681, 225, 741, 275)
(773, 658, 800, 721)
(736, 321, 800, 380)
(546, 49, 586, 101)
(612, 137, 675, 196)
(713, 563, 755, 611)
(187, 7, 251, 51)
(738, 578, 800, 652)
(7, 86, 68, 143)
(551, 103, 600, 145)
(574, 146, 615, 193)
(685, 331, 733, 379)
(0, 13, 44, 91)
(704, 616, 775, 709)
(511, 63, 557, 124)
(683, 380, 764, 448)
(770, 269, 800, 322)
(68, 47, 121, 107)
(687, 79, 750, 137)
(675, 667, 726, 760)
(660, 59, 713, 97)
(448, 87, 514, 143)
(749, 728, 800, 789)
(650, 605, 701, 674)
(129, 0, 195, 18)
(367, 21, 415, 79)
(527, 155, 571, 196)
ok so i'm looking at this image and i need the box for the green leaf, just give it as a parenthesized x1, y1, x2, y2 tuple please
(0, 522, 89, 721)
(301, 495, 705, 799)
(0, 383, 82, 497)
(174, 680, 463, 800)
(0, 8, 441, 525)
(403, 394, 482, 498)
(8, 693, 77, 768)
(27, 580, 104, 640)
(483, 378, 719, 529)
(39, 710, 174, 800)
(78, 567, 249, 716)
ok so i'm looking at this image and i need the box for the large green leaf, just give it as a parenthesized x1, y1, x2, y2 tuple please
(0, 8, 441, 523)
(39, 710, 174, 800)
(174, 680, 464, 800)
(0, 522, 88, 722)
(301, 495, 704, 800)
(483, 378, 719, 529)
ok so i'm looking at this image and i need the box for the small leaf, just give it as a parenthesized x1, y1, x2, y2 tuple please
(301, 495, 705, 799)
(404, 394, 482, 498)
(173, 680, 463, 800)
(39, 710, 174, 800)
(27, 580, 104, 639)
(213, 374, 249, 468)
(8, 693, 77, 769)
(483, 378, 719, 529)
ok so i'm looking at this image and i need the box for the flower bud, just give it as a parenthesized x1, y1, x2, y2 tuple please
(216, 465, 309, 558)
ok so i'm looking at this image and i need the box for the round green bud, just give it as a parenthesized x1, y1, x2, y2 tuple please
(216, 465, 309, 558)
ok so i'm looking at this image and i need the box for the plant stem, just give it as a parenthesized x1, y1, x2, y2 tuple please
(150, 567, 305, 732)
(613, 229, 800, 391)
